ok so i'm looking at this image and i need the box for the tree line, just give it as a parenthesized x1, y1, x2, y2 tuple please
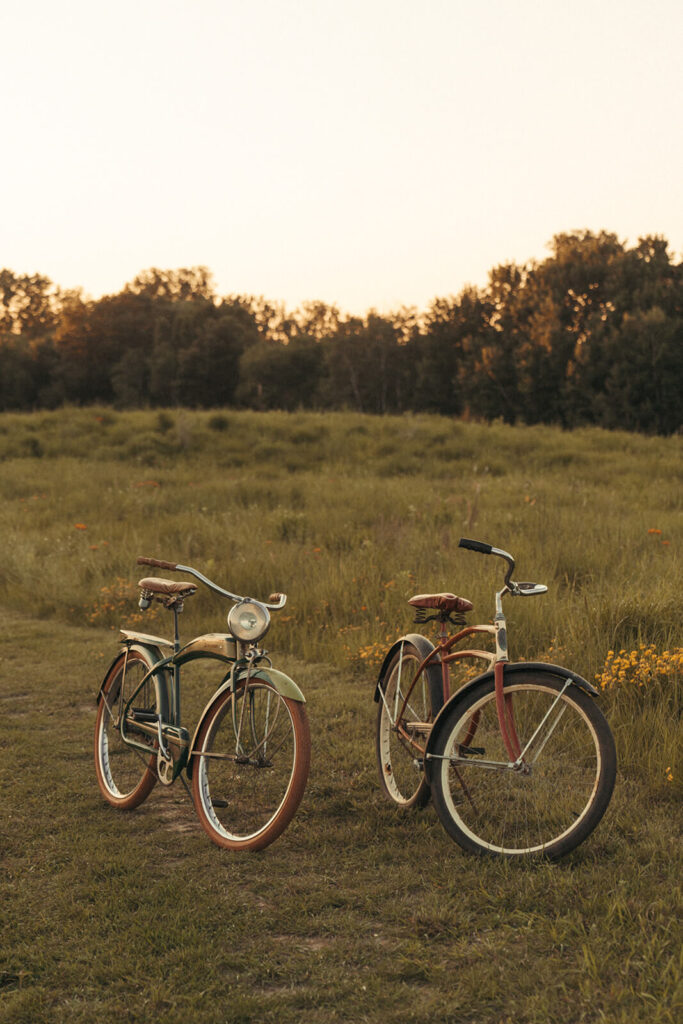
(1, 231, 681, 434)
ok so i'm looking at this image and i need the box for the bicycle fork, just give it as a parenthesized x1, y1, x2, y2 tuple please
(492, 589, 523, 763)
(227, 656, 279, 767)
(492, 591, 574, 769)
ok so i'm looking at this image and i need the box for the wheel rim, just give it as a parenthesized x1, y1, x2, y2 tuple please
(437, 682, 603, 855)
(378, 653, 431, 805)
(196, 683, 298, 842)
(97, 656, 156, 799)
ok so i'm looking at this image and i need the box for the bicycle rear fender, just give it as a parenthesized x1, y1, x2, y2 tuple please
(95, 641, 172, 722)
(374, 633, 443, 713)
(185, 664, 305, 780)
(423, 661, 599, 783)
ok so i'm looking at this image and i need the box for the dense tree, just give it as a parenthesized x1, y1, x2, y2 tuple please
(293, 301, 342, 341)
(319, 314, 410, 413)
(0, 239, 680, 433)
(0, 270, 58, 338)
(126, 266, 216, 302)
(596, 307, 682, 433)
(236, 337, 323, 410)
(173, 306, 259, 407)
(408, 288, 489, 417)
(0, 338, 35, 409)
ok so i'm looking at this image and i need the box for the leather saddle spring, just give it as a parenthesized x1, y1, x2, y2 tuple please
(413, 608, 469, 626)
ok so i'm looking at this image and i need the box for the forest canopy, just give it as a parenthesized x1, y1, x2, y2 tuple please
(1, 231, 681, 434)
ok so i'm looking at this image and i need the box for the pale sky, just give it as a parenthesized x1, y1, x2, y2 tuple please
(1, 0, 681, 315)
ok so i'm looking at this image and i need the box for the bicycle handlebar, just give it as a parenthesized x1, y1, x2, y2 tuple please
(459, 538, 516, 591)
(137, 556, 178, 571)
(458, 539, 548, 599)
(136, 558, 287, 610)
(458, 538, 493, 555)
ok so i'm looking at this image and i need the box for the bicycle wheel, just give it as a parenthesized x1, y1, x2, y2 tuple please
(94, 649, 159, 809)
(429, 671, 616, 858)
(376, 643, 434, 809)
(191, 678, 310, 851)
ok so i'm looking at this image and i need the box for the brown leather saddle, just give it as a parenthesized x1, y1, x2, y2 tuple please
(138, 576, 198, 608)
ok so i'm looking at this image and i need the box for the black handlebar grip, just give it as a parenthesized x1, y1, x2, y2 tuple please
(458, 538, 493, 555)
(137, 557, 178, 570)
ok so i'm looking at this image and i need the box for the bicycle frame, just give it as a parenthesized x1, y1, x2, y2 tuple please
(382, 623, 496, 761)
(377, 538, 590, 770)
(95, 556, 313, 852)
(375, 538, 616, 858)
(98, 603, 306, 784)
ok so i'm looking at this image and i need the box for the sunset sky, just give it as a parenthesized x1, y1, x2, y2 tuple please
(1, 0, 680, 314)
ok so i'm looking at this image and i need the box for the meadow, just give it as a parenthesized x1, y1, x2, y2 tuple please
(0, 407, 681, 1023)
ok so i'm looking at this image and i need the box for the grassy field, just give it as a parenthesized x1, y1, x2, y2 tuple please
(1, 407, 681, 1023)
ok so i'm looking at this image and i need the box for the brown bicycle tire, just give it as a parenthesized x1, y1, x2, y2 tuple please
(191, 680, 310, 851)
(94, 650, 158, 810)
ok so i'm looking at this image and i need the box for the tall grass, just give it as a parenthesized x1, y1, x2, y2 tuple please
(1, 406, 680, 789)
(0, 408, 679, 670)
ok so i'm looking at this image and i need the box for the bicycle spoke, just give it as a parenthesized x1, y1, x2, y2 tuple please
(515, 682, 571, 765)
(192, 681, 310, 849)
(376, 644, 432, 808)
(430, 674, 615, 857)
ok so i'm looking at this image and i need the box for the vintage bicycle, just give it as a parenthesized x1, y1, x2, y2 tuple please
(375, 538, 617, 858)
(94, 557, 310, 851)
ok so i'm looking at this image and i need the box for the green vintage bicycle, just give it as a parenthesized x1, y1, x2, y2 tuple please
(94, 557, 310, 851)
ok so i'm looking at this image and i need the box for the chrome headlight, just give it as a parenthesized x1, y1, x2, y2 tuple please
(227, 600, 270, 643)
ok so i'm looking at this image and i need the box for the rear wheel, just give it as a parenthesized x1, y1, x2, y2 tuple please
(429, 671, 616, 858)
(94, 650, 159, 809)
(376, 643, 434, 809)
(191, 679, 310, 851)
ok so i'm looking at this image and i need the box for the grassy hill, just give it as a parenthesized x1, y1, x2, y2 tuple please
(0, 408, 680, 1022)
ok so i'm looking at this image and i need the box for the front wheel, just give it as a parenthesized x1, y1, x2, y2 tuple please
(376, 643, 434, 809)
(428, 671, 616, 858)
(191, 679, 310, 851)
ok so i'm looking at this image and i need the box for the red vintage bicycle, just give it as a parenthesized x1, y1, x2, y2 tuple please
(375, 538, 616, 858)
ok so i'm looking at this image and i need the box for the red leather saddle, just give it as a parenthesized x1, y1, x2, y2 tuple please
(408, 593, 473, 613)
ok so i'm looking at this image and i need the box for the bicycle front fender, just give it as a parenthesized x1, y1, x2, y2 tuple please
(423, 661, 599, 784)
(249, 666, 306, 704)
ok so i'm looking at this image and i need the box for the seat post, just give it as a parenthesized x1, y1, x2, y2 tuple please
(172, 603, 182, 724)
(172, 604, 181, 653)
(438, 613, 450, 703)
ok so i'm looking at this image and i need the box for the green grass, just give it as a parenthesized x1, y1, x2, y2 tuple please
(1, 408, 681, 1022)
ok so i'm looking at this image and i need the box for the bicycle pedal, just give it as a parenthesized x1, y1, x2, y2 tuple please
(406, 721, 432, 736)
(458, 744, 485, 756)
(131, 708, 158, 722)
(157, 754, 175, 786)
